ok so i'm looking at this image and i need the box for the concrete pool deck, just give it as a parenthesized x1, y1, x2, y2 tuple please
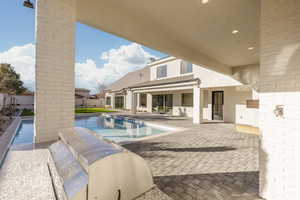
(0, 113, 262, 200)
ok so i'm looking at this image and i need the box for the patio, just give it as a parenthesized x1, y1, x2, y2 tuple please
(0, 115, 260, 200)
(124, 116, 260, 200)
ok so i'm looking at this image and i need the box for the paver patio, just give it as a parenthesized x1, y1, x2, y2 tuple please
(0, 114, 261, 200)
(123, 115, 261, 200)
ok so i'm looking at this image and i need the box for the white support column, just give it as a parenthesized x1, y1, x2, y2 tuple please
(260, 1, 300, 200)
(35, 0, 76, 143)
(131, 92, 137, 114)
(136, 93, 140, 111)
(147, 93, 152, 113)
(111, 94, 115, 109)
(193, 84, 202, 124)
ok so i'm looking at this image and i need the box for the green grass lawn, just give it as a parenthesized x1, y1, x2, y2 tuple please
(20, 109, 34, 116)
(75, 107, 115, 114)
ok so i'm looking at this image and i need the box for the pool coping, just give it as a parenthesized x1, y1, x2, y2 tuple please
(0, 117, 22, 168)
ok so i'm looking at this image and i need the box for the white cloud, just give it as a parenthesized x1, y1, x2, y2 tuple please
(0, 43, 158, 93)
(0, 44, 35, 90)
(76, 43, 157, 92)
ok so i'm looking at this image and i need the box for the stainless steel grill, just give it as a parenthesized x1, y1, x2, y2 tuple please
(48, 127, 154, 200)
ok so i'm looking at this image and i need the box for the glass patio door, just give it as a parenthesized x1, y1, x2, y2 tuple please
(152, 94, 173, 114)
(115, 96, 124, 109)
(212, 91, 224, 120)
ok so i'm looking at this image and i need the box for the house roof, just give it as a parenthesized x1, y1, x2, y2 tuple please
(75, 88, 90, 92)
(109, 66, 150, 92)
(129, 75, 197, 89)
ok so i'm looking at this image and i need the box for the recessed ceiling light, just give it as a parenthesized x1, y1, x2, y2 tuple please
(232, 30, 239, 34)
(248, 47, 254, 50)
(202, 0, 210, 4)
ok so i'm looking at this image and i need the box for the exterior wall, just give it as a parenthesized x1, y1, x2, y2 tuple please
(86, 99, 104, 107)
(172, 92, 193, 117)
(260, 1, 300, 199)
(150, 58, 242, 88)
(202, 87, 253, 124)
(13, 95, 34, 109)
(75, 98, 85, 107)
(195, 65, 242, 88)
(35, 0, 76, 143)
(150, 59, 193, 81)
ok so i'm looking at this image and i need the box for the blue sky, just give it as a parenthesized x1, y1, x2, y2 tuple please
(0, 0, 167, 92)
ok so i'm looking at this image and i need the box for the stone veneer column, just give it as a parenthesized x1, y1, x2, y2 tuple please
(35, 0, 76, 143)
(147, 93, 152, 113)
(260, 1, 300, 199)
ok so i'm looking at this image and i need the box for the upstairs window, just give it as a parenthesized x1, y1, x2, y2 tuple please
(181, 61, 193, 74)
(157, 65, 167, 78)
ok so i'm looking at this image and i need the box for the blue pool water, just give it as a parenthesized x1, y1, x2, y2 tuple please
(13, 115, 166, 144)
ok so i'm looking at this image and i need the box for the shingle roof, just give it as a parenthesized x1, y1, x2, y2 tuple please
(109, 66, 150, 91)
(129, 75, 196, 88)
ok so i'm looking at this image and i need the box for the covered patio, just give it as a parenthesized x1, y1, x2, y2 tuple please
(34, 0, 300, 199)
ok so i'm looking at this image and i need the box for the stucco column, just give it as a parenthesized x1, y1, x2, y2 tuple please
(260, 1, 300, 199)
(147, 93, 152, 113)
(136, 93, 140, 111)
(111, 94, 115, 109)
(35, 0, 76, 143)
(131, 92, 137, 114)
(193, 84, 202, 124)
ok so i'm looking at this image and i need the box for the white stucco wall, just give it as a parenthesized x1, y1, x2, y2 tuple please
(195, 65, 242, 88)
(260, 1, 300, 199)
(150, 59, 193, 81)
(202, 87, 253, 124)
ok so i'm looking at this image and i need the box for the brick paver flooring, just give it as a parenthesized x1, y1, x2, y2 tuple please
(124, 120, 261, 200)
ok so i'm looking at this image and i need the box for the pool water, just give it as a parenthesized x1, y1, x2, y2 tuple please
(13, 115, 166, 144)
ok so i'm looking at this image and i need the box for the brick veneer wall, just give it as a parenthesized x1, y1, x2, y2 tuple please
(35, 0, 76, 143)
(260, 0, 300, 199)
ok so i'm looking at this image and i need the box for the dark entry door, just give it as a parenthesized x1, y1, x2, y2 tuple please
(212, 91, 224, 120)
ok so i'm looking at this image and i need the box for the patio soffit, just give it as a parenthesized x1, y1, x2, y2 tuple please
(76, 0, 260, 74)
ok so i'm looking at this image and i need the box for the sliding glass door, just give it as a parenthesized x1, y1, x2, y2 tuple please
(152, 94, 173, 114)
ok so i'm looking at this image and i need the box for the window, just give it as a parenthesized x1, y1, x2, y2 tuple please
(181, 61, 193, 74)
(140, 93, 147, 107)
(182, 93, 193, 106)
(106, 97, 111, 105)
(157, 65, 167, 78)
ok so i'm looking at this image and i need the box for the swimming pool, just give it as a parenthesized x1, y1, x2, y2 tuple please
(13, 115, 167, 144)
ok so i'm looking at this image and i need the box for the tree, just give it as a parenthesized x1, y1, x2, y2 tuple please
(0, 63, 27, 95)
(95, 83, 107, 94)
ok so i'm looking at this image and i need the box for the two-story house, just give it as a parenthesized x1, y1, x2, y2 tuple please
(105, 57, 259, 133)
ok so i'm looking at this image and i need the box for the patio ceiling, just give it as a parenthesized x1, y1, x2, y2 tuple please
(76, 0, 260, 75)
